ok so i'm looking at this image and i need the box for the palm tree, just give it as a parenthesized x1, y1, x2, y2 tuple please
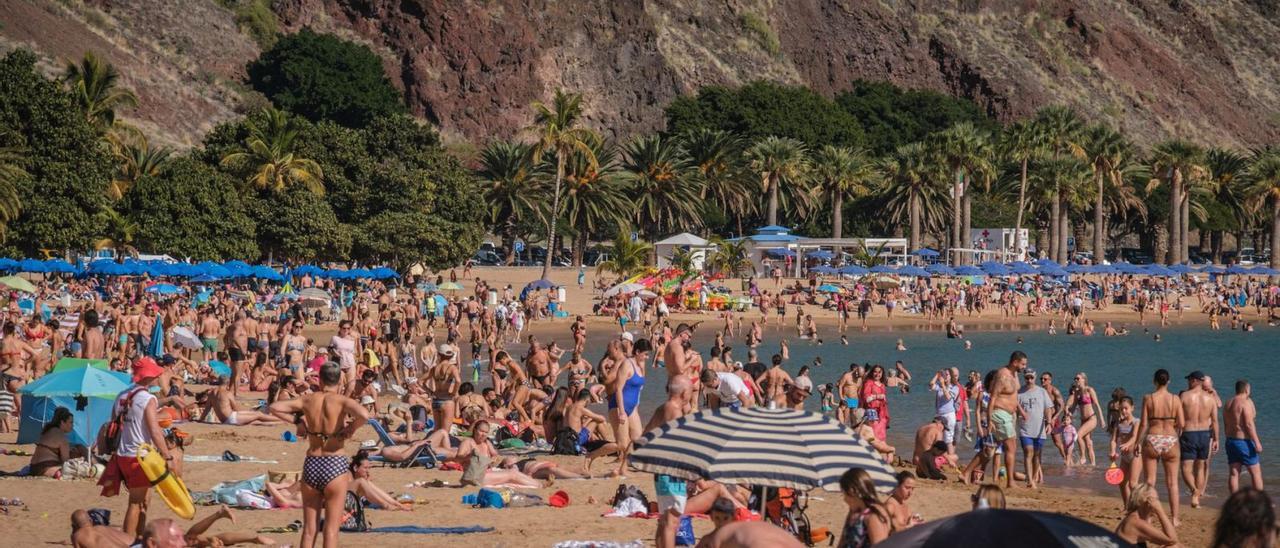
(94, 207, 139, 259)
(106, 133, 172, 201)
(63, 52, 138, 132)
(682, 129, 751, 235)
(745, 136, 810, 227)
(1203, 148, 1252, 262)
(705, 237, 753, 277)
(933, 123, 993, 258)
(219, 108, 324, 194)
(999, 120, 1046, 259)
(1150, 140, 1206, 264)
(558, 132, 629, 267)
(1247, 150, 1280, 270)
(1032, 106, 1086, 263)
(527, 90, 595, 279)
(622, 134, 701, 239)
(477, 141, 536, 264)
(0, 139, 28, 242)
(596, 230, 652, 277)
(1084, 124, 1128, 262)
(876, 142, 942, 252)
(811, 145, 876, 240)
(668, 246, 697, 272)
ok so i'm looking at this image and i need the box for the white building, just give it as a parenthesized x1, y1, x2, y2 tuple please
(654, 232, 714, 270)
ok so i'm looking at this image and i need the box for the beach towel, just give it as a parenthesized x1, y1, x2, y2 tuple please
(362, 526, 494, 534)
(553, 542, 643, 548)
(184, 455, 278, 464)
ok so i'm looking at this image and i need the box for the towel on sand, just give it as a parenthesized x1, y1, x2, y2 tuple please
(362, 525, 494, 534)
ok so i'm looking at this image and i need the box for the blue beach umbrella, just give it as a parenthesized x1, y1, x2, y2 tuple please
(1226, 264, 1252, 275)
(809, 266, 838, 275)
(1143, 265, 1176, 277)
(897, 265, 930, 277)
(145, 283, 184, 295)
(19, 258, 49, 273)
(209, 360, 232, 378)
(955, 265, 985, 276)
(838, 265, 869, 276)
(816, 284, 842, 293)
(20, 366, 131, 400)
(911, 248, 940, 257)
(0, 258, 18, 271)
(370, 267, 399, 280)
(1167, 264, 1196, 274)
(526, 279, 556, 290)
(870, 265, 897, 274)
(979, 262, 1011, 276)
(1064, 263, 1090, 274)
(1038, 265, 1069, 277)
(1033, 258, 1062, 268)
(251, 265, 283, 281)
(1200, 265, 1227, 274)
(147, 314, 165, 358)
(1008, 262, 1038, 275)
(17, 392, 117, 447)
(1249, 266, 1279, 276)
(925, 264, 955, 276)
(806, 250, 835, 260)
(43, 259, 77, 273)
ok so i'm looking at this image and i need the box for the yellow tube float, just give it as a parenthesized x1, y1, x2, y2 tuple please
(136, 442, 195, 519)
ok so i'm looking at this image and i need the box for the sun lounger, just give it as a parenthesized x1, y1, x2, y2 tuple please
(365, 419, 440, 469)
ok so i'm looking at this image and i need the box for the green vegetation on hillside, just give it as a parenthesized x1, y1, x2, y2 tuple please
(218, 0, 279, 49)
(248, 29, 405, 128)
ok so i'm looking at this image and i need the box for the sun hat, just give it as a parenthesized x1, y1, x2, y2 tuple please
(132, 356, 164, 383)
(439, 344, 456, 357)
(360, 395, 376, 405)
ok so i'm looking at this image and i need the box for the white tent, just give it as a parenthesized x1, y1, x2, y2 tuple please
(655, 233, 713, 270)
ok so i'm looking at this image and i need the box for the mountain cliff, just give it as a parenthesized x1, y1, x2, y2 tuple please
(4, 0, 1278, 148)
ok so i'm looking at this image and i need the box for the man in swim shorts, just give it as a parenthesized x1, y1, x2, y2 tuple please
(988, 351, 1027, 489)
(1179, 370, 1218, 507)
(1223, 379, 1263, 493)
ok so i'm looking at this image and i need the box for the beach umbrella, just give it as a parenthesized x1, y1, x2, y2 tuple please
(954, 265, 985, 277)
(147, 314, 165, 358)
(1250, 265, 1280, 276)
(0, 258, 17, 271)
(979, 262, 1010, 276)
(438, 281, 463, 292)
(416, 282, 438, 292)
(1038, 265, 1069, 277)
(816, 284, 842, 293)
(0, 275, 37, 293)
(21, 365, 131, 399)
(869, 265, 897, 274)
(764, 248, 796, 258)
(526, 279, 556, 291)
(1143, 264, 1176, 277)
(1226, 264, 1252, 275)
(838, 265, 869, 276)
(877, 509, 1127, 548)
(145, 283, 184, 296)
(809, 266, 838, 275)
(631, 406, 896, 493)
(297, 287, 331, 308)
(1033, 258, 1062, 268)
(251, 265, 283, 281)
(16, 392, 117, 447)
(18, 258, 48, 273)
(51, 358, 111, 374)
(171, 327, 203, 350)
(603, 282, 644, 298)
(1200, 265, 1227, 274)
(370, 267, 399, 280)
(806, 250, 835, 260)
(189, 274, 220, 283)
(924, 264, 955, 276)
(896, 265, 930, 277)
(1064, 263, 1089, 274)
(1167, 263, 1196, 274)
(1007, 262, 1038, 275)
(294, 265, 324, 276)
(910, 248, 940, 257)
(43, 259, 77, 273)
(209, 360, 232, 378)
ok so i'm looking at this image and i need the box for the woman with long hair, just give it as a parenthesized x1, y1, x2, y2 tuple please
(1058, 372, 1105, 466)
(29, 406, 74, 477)
(1114, 483, 1179, 547)
(836, 467, 891, 547)
(1212, 488, 1276, 548)
(861, 364, 890, 441)
(1123, 369, 1185, 526)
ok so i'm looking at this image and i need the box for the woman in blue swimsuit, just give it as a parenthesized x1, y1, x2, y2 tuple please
(607, 337, 649, 477)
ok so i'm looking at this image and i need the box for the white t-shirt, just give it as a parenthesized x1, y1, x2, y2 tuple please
(330, 335, 356, 370)
(713, 372, 749, 403)
(113, 387, 156, 457)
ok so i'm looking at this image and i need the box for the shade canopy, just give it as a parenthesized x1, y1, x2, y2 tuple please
(877, 509, 1128, 548)
(655, 232, 710, 246)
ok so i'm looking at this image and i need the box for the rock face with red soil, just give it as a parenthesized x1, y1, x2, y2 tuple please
(4, 0, 1279, 147)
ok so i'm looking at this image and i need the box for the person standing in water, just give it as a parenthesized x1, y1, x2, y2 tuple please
(1223, 379, 1263, 493)
(1124, 369, 1185, 526)
(988, 351, 1027, 489)
(269, 362, 369, 548)
(1179, 370, 1218, 508)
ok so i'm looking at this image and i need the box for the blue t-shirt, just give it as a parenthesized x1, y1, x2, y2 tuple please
(934, 384, 959, 415)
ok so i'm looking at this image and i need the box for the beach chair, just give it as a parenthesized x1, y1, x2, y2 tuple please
(365, 419, 440, 469)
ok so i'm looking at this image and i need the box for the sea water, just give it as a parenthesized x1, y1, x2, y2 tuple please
(606, 322, 1278, 499)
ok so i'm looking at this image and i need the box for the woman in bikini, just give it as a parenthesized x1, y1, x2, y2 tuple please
(427, 345, 461, 436)
(1125, 369, 1185, 526)
(1058, 372, 1105, 466)
(268, 361, 369, 548)
(28, 406, 75, 477)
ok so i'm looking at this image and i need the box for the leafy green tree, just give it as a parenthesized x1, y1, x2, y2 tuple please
(811, 145, 875, 240)
(835, 80, 993, 154)
(622, 134, 700, 239)
(665, 81, 863, 148)
(354, 211, 454, 268)
(1201, 148, 1252, 261)
(1150, 140, 1206, 264)
(528, 89, 595, 279)
(0, 135, 28, 242)
(0, 50, 113, 254)
(247, 28, 404, 127)
(93, 207, 139, 259)
(556, 133, 629, 267)
(998, 120, 1046, 256)
(876, 142, 942, 252)
(1032, 106, 1086, 263)
(219, 107, 325, 194)
(932, 122, 993, 254)
(123, 157, 258, 260)
(250, 188, 350, 262)
(745, 136, 810, 227)
(681, 128, 751, 235)
(705, 237, 753, 277)
(63, 51, 138, 133)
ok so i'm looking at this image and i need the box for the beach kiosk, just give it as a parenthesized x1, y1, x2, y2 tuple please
(654, 232, 714, 270)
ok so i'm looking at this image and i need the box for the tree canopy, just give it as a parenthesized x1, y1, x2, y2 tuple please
(124, 157, 259, 260)
(664, 81, 864, 148)
(835, 80, 994, 155)
(247, 28, 405, 128)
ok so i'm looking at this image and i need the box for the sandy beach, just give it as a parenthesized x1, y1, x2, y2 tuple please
(0, 266, 1243, 546)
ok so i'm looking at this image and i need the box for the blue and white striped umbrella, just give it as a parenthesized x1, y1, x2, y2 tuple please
(630, 406, 896, 493)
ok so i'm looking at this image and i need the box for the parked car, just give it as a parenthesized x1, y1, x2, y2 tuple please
(471, 250, 501, 266)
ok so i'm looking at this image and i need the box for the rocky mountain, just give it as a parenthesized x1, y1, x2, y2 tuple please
(4, 0, 1279, 148)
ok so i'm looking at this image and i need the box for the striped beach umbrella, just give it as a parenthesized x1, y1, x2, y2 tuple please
(631, 406, 896, 493)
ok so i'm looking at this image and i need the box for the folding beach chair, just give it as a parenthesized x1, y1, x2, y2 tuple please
(365, 419, 440, 469)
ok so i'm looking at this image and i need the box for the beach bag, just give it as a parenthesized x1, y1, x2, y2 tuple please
(61, 457, 97, 480)
(339, 490, 370, 531)
(674, 516, 696, 546)
(609, 484, 649, 508)
(551, 428, 579, 455)
(476, 488, 506, 509)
